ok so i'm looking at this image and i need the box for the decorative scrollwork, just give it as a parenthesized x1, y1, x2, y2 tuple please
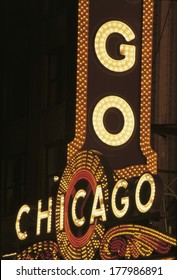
(100, 224, 177, 259)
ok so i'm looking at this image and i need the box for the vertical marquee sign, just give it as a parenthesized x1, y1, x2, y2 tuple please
(14, 0, 176, 260)
(67, 0, 157, 179)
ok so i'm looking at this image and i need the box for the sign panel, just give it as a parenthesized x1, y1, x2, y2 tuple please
(68, 0, 157, 179)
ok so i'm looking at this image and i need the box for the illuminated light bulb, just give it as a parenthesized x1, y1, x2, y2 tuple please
(53, 176, 59, 182)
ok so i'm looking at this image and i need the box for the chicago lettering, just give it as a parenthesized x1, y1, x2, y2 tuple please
(15, 173, 156, 240)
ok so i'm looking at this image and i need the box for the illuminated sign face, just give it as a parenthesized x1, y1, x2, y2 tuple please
(13, 0, 177, 260)
(15, 169, 177, 260)
(68, 0, 157, 179)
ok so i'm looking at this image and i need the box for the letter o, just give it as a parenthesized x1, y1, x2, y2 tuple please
(135, 173, 156, 213)
(92, 95, 135, 146)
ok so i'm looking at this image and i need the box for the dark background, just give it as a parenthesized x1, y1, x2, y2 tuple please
(0, 0, 78, 255)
